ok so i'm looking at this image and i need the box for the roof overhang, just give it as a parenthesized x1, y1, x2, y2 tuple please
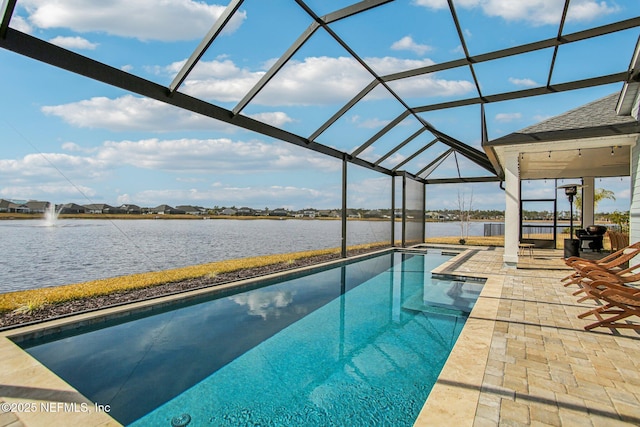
(484, 91, 640, 180)
(616, 36, 640, 118)
(487, 134, 636, 180)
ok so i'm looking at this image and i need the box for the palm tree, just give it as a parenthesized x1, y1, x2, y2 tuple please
(574, 188, 616, 217)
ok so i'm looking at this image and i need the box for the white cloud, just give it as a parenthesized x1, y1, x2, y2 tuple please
(0, 184, 96, 200)
(413, 0, 619, 26)
(508, 77, 538, 87)
(246, 112, 295, 127)
(42, 95, 298, 132)
(388, 75, 475, 99)
(391, 36, 433, 56)
(0, 137, 342, 206)
(116, 193, 132, 205)
(495, 112, 522, 122)
(0, 152, 109, 179)
(533, 114, 553, 122)
(566, 0, 620, 22)
(96, 138, 340, 174)
(8, 16, 32, 33)
(49, 36, 98, 50)
(61, 142, 84, 152)
(0, 138, 340, 182)
(253, 56, 373, 106)
(144, 55, 468, 107)
(366, 56, 436, 75)
(198, 56, 445, 106)
(412, 0, 448, 9)
(351, 117, 391, 129)
(20, 0, 246, 41)
(42, 95, 234, 132)
(348, 176, 393, 208)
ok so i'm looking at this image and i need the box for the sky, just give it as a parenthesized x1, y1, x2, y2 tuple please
(0, 0, 637, 212)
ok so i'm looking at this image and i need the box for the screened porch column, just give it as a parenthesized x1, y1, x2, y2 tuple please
(504, 151, 520, 265)
(582, 176, 595, 228)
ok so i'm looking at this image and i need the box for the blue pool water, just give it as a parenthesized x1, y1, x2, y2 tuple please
(18, 250, 482, 426)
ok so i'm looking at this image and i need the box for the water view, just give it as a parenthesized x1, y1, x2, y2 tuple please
(0, 218, 487, 293)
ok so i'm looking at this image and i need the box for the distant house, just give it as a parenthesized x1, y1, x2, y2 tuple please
(84, 204, 116, 214)
(303, 210, 317, 218)
(176, 205, 206, 215)
(316, 210, 340, 218)
(25, 200, 49, 214)
(236, 207, 255, 216)
(59, 203, 86, 214)
(347, 210, 361, 219)
(0, 199, 29, 213)
(220, 208, 237, 216)
(119, 204, 142, 214)
(152, 205, 185, 215)
(426, 211, 447, 221)
(364, 210, 383, 218)
(269, 208, 288, 217)
(0, 199, 15, 213)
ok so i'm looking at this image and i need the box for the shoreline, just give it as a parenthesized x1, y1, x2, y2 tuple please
(0, 213, 393, 221)
(0, 244, 392, 329)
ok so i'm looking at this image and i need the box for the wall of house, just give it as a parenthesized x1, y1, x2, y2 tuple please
(631, 138, 640, 246)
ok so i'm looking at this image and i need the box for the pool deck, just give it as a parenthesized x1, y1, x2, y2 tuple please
(0, 246, 639, 426)
(416, 246, 640, 427)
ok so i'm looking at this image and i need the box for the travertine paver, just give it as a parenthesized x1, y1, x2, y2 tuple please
(417, 246, 640, 427)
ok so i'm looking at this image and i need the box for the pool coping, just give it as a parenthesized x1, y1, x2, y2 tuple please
(414, 249, 500, 426)
(0, 246, 476, 426)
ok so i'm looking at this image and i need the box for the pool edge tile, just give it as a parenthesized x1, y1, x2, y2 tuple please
(414, 274, 502, 427)
(0, 337, 121, 427)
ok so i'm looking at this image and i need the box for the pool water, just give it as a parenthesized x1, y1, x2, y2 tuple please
(19, 251, 482, 426)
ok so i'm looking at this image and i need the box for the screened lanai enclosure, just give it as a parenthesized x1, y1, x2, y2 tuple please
(1, 0, 639, 256)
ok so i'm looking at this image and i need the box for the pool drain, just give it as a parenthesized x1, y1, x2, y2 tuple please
(171, 413, 191, 427)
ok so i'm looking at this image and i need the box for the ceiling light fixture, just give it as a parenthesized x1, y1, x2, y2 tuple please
(548, 151, 551, 158)
(611, 146, 614, 156)
(578, 148, 581, 157)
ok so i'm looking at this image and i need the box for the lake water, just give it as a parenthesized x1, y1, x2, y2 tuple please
(0, 219, 487, 293)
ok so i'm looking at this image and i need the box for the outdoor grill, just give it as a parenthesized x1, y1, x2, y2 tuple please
(575, 225, 607, 252)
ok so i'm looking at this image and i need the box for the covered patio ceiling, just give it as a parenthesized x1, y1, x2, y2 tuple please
(484, 93, 640, 180)
(1, 1, 639, 185)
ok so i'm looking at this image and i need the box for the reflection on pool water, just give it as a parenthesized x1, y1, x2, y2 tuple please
(18, 250, 483, 426)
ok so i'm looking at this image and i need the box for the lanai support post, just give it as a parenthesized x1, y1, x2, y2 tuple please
(391, 174, 396, 247)
(401, 173, 407, 247)
(421, 181, 426, 244)
(582, 176, 595, 228)
(504, 151, 520, 266)
(341, 155, 348, 258)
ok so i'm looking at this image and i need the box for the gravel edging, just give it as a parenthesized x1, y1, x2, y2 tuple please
(0, 248, 384, 329)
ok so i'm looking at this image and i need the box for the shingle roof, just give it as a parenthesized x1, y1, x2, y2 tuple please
(486, 93, 640, 146)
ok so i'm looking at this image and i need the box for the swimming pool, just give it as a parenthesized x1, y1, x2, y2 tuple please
(17, 250, 483, 426)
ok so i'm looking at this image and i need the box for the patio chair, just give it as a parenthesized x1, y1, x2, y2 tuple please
(562, 242, 640, 286)
(620, 233, 630, 248)
(565, 241, 640, 267)
(577, 280, 640, 331)
(571, 267, 640, 303)
(606, 231, 619, 252)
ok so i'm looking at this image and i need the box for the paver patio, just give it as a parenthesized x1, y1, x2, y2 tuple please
(418, 246, 640, 427)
